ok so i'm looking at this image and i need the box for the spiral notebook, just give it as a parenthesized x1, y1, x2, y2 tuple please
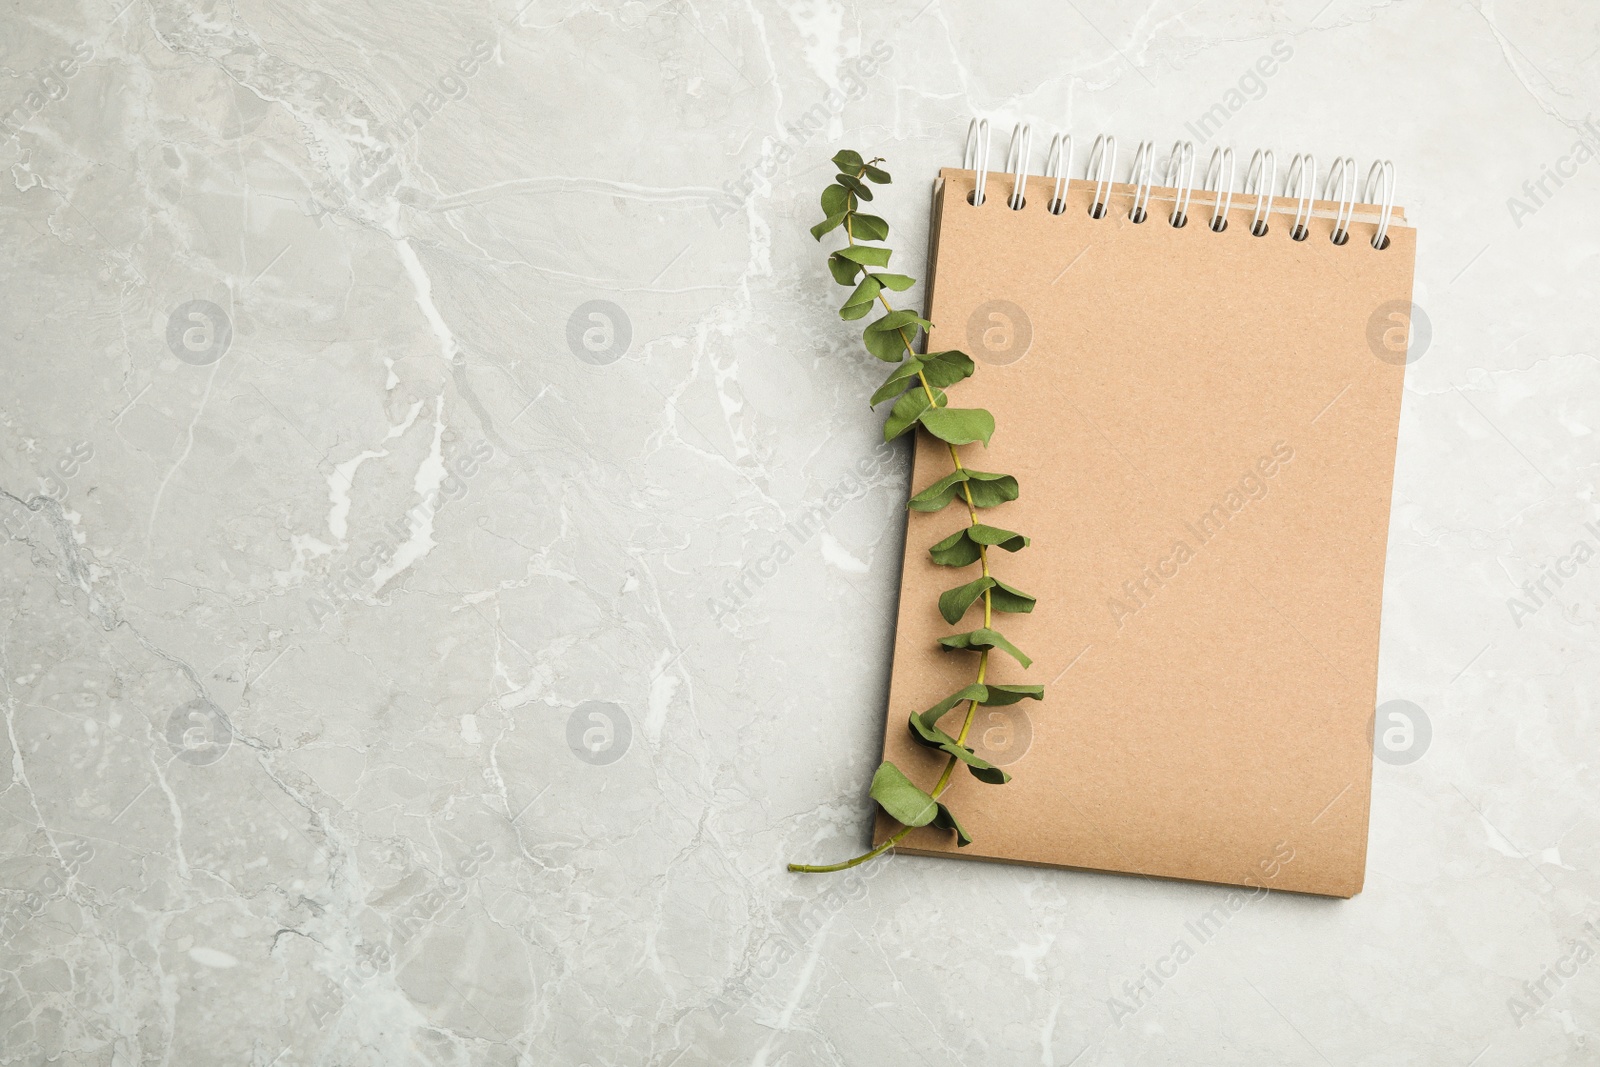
(874, 124, 1416, 898)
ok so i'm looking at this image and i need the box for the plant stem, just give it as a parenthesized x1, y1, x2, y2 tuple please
(788, 827, 913, 873)
(787, 167, 1002, 873)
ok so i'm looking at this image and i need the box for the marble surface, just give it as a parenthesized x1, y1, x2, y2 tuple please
(2, 0, 1598, 1063)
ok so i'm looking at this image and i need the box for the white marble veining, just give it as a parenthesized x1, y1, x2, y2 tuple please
(1, 0, 1598, 1063)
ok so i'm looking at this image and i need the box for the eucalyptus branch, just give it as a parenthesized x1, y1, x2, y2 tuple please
(788, 150, 1044, 874)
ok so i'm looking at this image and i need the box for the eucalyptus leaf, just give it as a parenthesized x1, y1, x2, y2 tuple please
(820, 183, 850, 216)
(885, 388, 941, 441)
(828, 253, 862, 286)
(863, 312, 919, 362)
(811, 212, 847, 240)
(988, 578, 1037, 614)
(862, 164, 892, 185)
(836, 173, 873, 201)
(933, 802, 973, 845)
(870, 360, 925, 407)
(868, 761, 938, 827)
(832, 149, 865, 172)
(835, 245, 892, 267)
(906, 712, 957, 750)
(964, 470, 1020, 507)
(961, 756, 1010, 786)
(921, 350, 976, 388)
(912, 468, 1018, 510)
(928, 528, 981, 567)
(982, 684, 1044, 705)
(919, 407, 995, 446)
(863, 328, 908, 362)
(968, 524, 1029, 551)
(917, 683, 989, 729)
(851, 213, 890, 241)
(906, 714, 1011, 785)
(843, 275, 881, 305)
(917, 683, 1040, 731)
(938, 576, 995, 624)
(908, 469, 970, 512)
(872, 309, 932, 332)
(938, 627, 1033, 668)
(841, 276, 881, 319)
(872, 273, 916, 292)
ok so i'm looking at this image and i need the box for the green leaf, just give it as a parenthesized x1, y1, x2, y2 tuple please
(871, 309, 932, 332)
(885, 388, 941, 441)
(909, 468, 1019, 511)
(939, 627, 1033, 668)
(916, 683, 1041, 733)
(907, 711, 955, 750)
(960, 758, 1009, 786)
(828, 252, 862, 286)
(821, 183, 850, 216)
(863, 310, 930, 361)
(870, 360, 925, 407)
(917, 684, 989, 729)
(936, 576, 1033, 623)
(832, 149, 865, 172)
(988, 578, 1036, 614)
(843, 275, 882, 306)
(852, 213, 890, 241)
(928, 528, 980, 567)
(964, 470, 1020, 507)
(968, 524, 1029, 551)
(862, 164, 892, 185)
(983, 684, 1044, 705)
(872, 273, 916, 292)
(938, 576, 995, 624)
(928, 524, 1026, 565)
(906, 714, 1011, 786)
(920, 350, 976, 388)
(863, 315, 919, 361)
(908, 469, 969, 512)
(810, 211, 847, 240)
(934, 802, 973, 845)
(869, 761, 938, 827)
(919, 407, 995, 446)
(836, 173, 874, 201)
(836, 245, 892, 267)
(840, 276, 881, 320)
(863, 330, 907, 362)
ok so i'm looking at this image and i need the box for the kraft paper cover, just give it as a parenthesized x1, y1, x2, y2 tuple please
(873, 168, 1415, 898)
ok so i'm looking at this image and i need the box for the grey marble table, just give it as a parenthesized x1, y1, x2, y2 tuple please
(1, 1, 1597, 1064)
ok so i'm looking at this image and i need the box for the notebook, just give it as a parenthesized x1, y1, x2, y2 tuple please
(874, 123, 1416, 898)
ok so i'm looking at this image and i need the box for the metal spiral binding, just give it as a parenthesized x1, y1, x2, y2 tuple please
(1245, 149, 1276, 236)
(1204, 147, 1235, 232)
(956, 118, 1397, 251)
(1166, 141, 1196, 227)
(964, 118, 991, 206)
(1129, 140, 1157, 223)
(1364, 160, 1395, 249)
(1325, 156, 1358, 245)
(1044, 133, 1074, 215)
(1004, 122, 1033, 210)
(1287, 152, 1316, 241)
(1087, 135, 1117, 219)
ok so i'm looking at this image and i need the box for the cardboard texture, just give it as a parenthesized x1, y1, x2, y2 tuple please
(873, 168, 1416, 898)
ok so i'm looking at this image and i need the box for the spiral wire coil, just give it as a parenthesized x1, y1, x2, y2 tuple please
(955, 119, 1397, 249)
